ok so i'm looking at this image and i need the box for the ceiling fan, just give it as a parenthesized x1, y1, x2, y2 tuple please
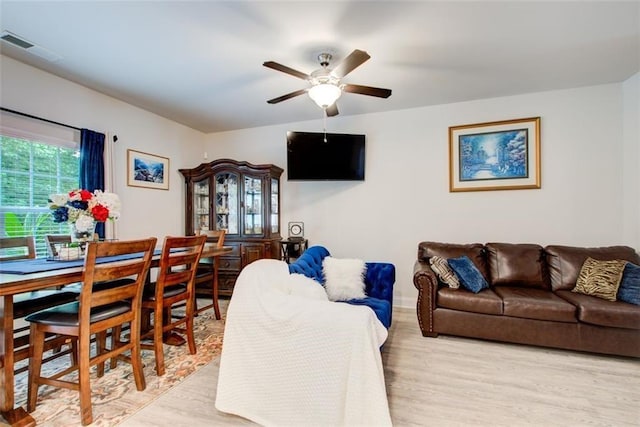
(263, 49, 392, 117)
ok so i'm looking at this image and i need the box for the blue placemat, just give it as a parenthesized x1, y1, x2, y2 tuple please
(0, 249, 163, 275)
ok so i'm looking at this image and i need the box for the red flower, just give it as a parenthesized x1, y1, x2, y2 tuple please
(91, 204, 110, 222)
(68, 189, 93, 201)
(79, 189, 93, 201)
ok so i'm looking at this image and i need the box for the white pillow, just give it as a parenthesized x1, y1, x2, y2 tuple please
(322, 257, 367, 301)
(286, 273, 329, 301)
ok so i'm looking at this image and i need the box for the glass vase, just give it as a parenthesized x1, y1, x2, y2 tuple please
(70, 220, 97, 243)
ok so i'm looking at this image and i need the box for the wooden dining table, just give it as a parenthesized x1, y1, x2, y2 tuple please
(0, 243, 232, 427)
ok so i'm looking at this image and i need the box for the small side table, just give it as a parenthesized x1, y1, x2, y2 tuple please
(279, 238, 308, 264)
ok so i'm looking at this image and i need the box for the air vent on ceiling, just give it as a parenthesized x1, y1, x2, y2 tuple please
(1, 31, 33, 49)
(0, 30, 62, 62)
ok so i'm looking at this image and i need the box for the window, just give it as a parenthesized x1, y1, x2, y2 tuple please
(0, 134, 79, 257)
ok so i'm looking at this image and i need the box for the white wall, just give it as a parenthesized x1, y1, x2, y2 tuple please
(623, 73, 640, 250)
(0, 55, 205, 242)
(3, 54, 637, 308)
(205, 82, 640, 307)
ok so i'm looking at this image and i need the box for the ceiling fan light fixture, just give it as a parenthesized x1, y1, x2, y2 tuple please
(308, 83, 342, 109)
(264, 48, 391, 115)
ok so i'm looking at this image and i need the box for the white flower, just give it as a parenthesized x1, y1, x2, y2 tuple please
(49, 193, 68, 207)
(94, 191, 121, 220)
(75, 214, 95, 233)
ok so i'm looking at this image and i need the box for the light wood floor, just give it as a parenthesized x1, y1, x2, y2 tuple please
(122, 304, 640, 426)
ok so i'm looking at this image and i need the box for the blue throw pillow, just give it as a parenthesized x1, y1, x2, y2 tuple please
(617, 262, 640, 305)
(448, 256, 489, 293)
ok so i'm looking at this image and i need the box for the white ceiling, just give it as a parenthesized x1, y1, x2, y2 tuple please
(1, 1, 638, 133)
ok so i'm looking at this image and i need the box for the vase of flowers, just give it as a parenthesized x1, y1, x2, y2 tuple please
(48, 189, 121, 243)
(69, 218, 97, 242)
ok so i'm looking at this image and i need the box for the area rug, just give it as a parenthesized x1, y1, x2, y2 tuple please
(11, 310, 225, 426)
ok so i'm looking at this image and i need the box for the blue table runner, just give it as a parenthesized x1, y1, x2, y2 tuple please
(0, 250, 163, 275)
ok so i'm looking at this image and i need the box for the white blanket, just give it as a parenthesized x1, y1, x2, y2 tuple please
(215, 259, 391, 427)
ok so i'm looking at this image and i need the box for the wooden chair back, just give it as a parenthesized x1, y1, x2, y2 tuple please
(155, 235, 207, 293)
(79, 238, 157, 320)
(194, 229, 226, 318)
(196, 229, 226, 248)
(45, 234, 72, 257)
(0, 236, 36, 261)
(140, 234, 206, 376)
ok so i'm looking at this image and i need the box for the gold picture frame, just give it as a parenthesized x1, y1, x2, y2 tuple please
(127, 149, 170, 190)
(449, 117, 541, 192)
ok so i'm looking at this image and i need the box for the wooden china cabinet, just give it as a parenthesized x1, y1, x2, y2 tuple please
(179, 159, 284, 296)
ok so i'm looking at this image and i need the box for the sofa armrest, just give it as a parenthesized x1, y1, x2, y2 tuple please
(413, 259, 439, 337)
(364, 262, 395, 305)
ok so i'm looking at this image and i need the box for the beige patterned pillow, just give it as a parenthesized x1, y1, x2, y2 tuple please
(572, 257, 627, 301)
(430, 256, 460, 289)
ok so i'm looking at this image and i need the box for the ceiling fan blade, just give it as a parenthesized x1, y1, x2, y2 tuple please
(330, 49, 370, 78)
(267, 89, 307, 104)
(343, 84, 392, 98)
(325, 103, 339, 117)
(263, 61, 310, 80)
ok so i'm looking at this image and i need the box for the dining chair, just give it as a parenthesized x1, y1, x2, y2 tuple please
(137, 235, 206, 376)
(0, 235, 36, 260)
(44, 234, 72, 257)
(194, 229, 226, 319)
(42, 233, 85, 294)
(1, 236, 79, 372)
(43, 233, 83, 291)
(25, 237, 157, 426)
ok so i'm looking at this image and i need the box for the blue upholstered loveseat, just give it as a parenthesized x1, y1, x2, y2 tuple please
(288, 245, 395, 328)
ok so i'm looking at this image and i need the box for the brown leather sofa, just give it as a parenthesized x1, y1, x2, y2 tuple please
(413, 242, 640, 357)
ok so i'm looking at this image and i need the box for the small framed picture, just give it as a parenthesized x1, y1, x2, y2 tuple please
(449, 117, 541, 192)
(127, 149, 170, 190)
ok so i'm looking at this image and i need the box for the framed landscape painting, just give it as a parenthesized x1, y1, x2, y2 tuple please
(449, 117, 541, 192)
(127, 149, 170, 190)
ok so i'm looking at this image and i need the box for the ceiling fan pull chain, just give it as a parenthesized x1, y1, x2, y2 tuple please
(323, 108, 328, 142)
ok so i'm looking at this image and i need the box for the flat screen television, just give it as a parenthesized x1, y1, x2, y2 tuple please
(286, 131, 365, 181)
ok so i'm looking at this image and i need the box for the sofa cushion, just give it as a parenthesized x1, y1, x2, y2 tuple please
(448, 256, 489, 293)
(494, 287, 577, 323)
(556, 290, 640, 330)
(618, 263, 640, 305)
(429, 256, 460, 288)
(343, 297, 392, 329)
(437, 287, 503, 315)
(418, 241, 489, 282)
(322, 257, 367, 301)
(486, 243, 549, 289)
(572, 257, 626, 301)
(545, 245, 640, 292)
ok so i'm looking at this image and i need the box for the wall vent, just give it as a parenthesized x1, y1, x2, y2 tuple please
(0, 30, 61, 62)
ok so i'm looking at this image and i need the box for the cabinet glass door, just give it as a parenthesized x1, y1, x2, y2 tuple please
(215, 173, 239, 235)
(270, 178, 279, 234)
(243, 175, 262, 235)
(193, 178, 210, 232)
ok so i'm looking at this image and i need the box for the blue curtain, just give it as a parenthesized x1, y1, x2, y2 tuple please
(79, 129, 106, 238)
